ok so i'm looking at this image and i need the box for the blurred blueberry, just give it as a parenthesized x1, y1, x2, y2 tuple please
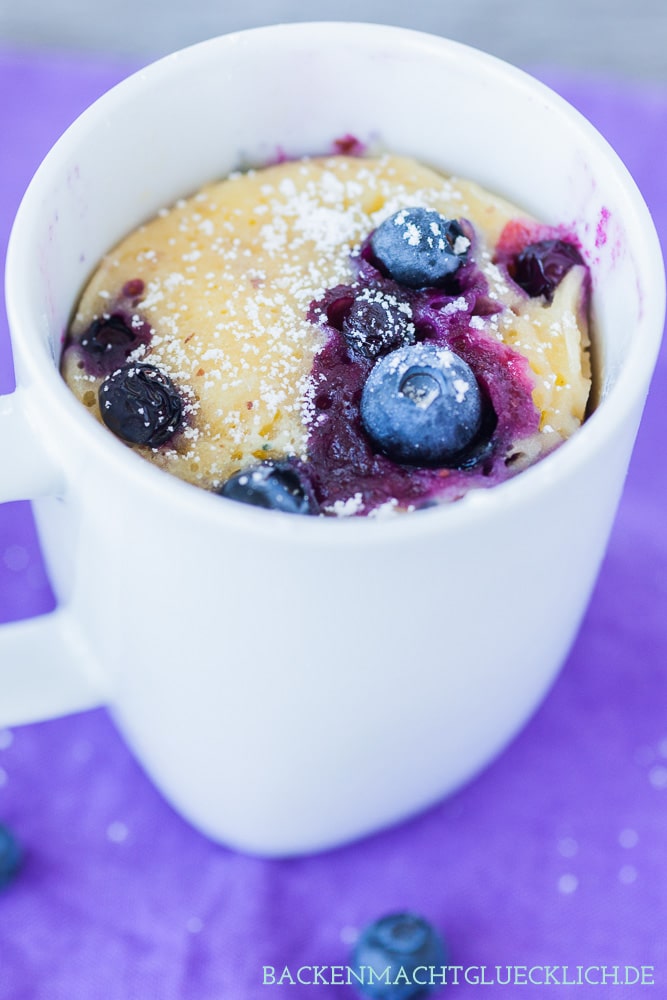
(351, 912, 448, 999)
(0, 824, 23, 889)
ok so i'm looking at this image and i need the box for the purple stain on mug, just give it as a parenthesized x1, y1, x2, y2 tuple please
(332, 134, 366, 157)
(595, 207, 611, 249)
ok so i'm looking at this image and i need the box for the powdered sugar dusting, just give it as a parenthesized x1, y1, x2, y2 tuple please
(64, 154, 477, 488)
(61, 153, 591, 509)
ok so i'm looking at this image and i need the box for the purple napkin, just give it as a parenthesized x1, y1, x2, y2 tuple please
(0, 50, 665, 999)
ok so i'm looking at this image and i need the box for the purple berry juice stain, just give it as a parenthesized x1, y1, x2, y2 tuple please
(595, 207, 611, 249)
(306, 242, 541, 515)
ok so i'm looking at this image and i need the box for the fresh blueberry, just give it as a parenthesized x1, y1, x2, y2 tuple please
(99, 363, 183, 447)
(80, 314, 140, 361)
(342, 292, 415, 360)
(219, 461, 313, 515)
(510, 239, 584, 302)
(370, 208, 469, 289)
(361, 343, 482, 467)
(0, 824, 23, 889)
(351, 912, 448, 999)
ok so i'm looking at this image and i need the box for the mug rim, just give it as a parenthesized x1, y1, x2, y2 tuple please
(5, 21, 666, 545)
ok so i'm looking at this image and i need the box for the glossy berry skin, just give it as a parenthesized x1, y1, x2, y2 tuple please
(510, 238, 584, 302)
(99, 363, 183, 447)
(351, 912, 448, 1000)
(219, 461, 313, 515)
(0, 824, 23, 889)
(370, 208, 469, 289)
(342, 293, 415, 360)
(361, 343, 482, 467)
(79, 314, 139, 360)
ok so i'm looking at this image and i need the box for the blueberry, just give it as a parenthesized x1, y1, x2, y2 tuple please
(0, 824, 23, 889)
(361, 343, 482, 467)
(99, 363, 183, 447)
(219, 461, 313, 515)
(342, 292, 415, 360)
(351, 913, 448, 999)
(370, 208, 469, 289)
(510, 239, 584, 302)
(80, 314, 140, 360)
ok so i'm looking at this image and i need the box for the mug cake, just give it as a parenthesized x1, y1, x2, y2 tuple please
(61, 151, 591, 516)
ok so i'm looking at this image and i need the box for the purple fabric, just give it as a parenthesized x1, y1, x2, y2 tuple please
(0, 49, 666, 999)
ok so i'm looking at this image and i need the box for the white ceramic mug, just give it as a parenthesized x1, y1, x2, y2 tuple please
(1, 24, 664, 856)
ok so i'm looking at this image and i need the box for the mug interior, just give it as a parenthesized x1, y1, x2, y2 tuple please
(7, 24, 664, 507)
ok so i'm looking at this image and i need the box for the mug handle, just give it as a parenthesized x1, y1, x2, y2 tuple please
(0, 390, 105, 726)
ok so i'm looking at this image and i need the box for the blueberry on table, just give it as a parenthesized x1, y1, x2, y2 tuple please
(361, 343, 482, 467)
(510, 238, 584, 302)
(342, 293, 415, 360)
(351, 912, 448, 999)
(219, 461, 313, 515)
(99, 363, 183, 447)
(370, 208, 469, 288)
(0, 824, 23, 889)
